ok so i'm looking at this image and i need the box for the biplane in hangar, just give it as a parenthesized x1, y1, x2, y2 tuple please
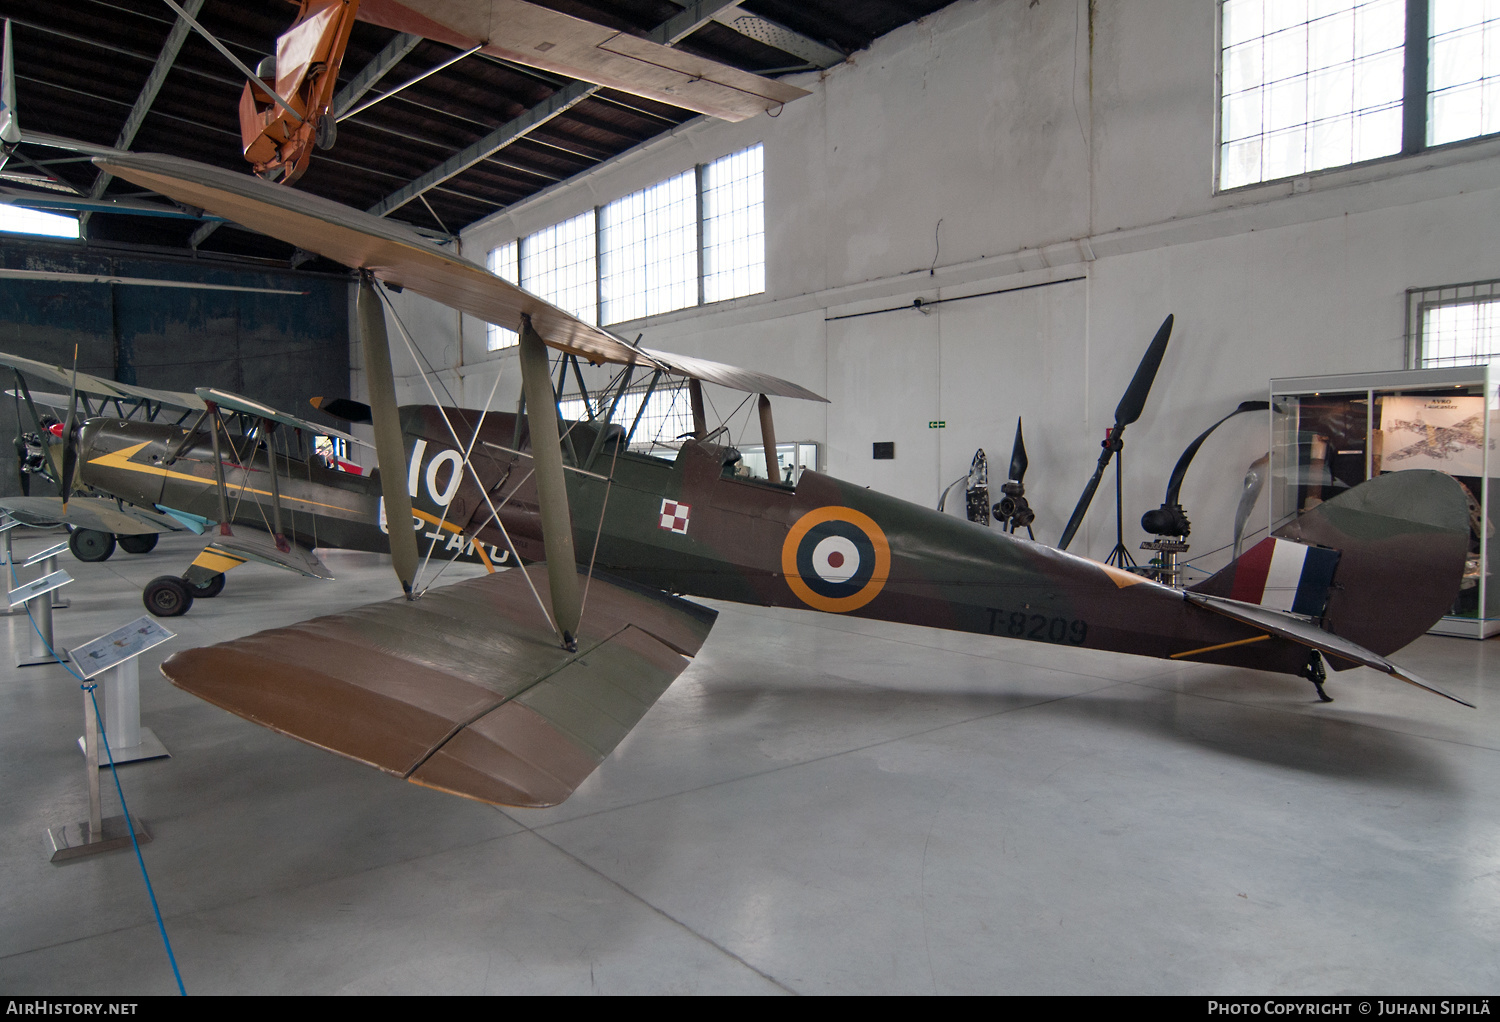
(71, 149, 1475, 811)
(0, 349, 418, 604)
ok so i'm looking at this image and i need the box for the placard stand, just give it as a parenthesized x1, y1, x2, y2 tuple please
(10, 541, 73, 667)
(47, 617, 174, 864)
(48, 685, 152, 863)
(74, 656, 170, 765)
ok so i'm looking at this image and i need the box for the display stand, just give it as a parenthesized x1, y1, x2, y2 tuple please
(47, 617, 174, 864)
(0, 517, 18, 565)
(10, 540, 73, 666)
(70, 617, 175, 765)
(0, 519, 22, 618)
(1271, 366, 1498, 638)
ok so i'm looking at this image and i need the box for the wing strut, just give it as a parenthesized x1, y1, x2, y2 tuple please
(519, 314, 583, 650)
(357, 276, 419, 596)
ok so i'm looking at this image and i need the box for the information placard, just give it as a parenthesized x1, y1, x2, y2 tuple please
(23, 541, 70, 567)
(8, 569, 72, 607)
(71, 617, 176, 679)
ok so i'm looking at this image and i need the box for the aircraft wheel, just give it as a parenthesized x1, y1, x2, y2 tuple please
(316, 114, 337, 151)
(189, 573, 225, 599)
(118, 533, 159, 555)
(143, 576, 193, 617)
(69, 529, 116, 562)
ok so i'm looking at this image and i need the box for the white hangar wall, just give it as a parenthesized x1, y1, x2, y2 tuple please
(375, 0, 1500, 567)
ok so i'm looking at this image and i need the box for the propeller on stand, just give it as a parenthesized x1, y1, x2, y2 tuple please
(1138, 399, 1269, 585)
(1056, 314, 1175, 562)
(993, 417, 1035, 538)
(937, 449, 991, 526)
(1233, 453, 1270, 560)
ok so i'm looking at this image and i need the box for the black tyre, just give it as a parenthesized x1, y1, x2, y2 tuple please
(315, 113, 337, 150)
(189, 573, 225, 598)
(69, 529, 116, 562)
(118, 533, 159, 555)
(143, 575, 193, 617)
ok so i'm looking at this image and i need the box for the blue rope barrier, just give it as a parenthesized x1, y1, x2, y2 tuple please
(12, 545, 187, 995)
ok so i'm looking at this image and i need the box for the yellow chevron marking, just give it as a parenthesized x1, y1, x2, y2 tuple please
(88, 441, 358, 515)
(412, 508, 495, 573)
(191, 549, 247, 574)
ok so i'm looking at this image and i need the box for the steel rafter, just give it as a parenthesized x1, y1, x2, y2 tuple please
(82, 0, 204, 234)
(331, 32, 422, 118)
(366, 0, 743, 219)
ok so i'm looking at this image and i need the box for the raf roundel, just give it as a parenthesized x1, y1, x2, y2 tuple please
(781, 506, 892, 613)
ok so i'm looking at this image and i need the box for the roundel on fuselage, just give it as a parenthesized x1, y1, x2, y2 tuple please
(781, 506, 891, 613)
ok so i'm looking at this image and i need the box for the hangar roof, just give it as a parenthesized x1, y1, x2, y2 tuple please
(0, 0, 951, 269)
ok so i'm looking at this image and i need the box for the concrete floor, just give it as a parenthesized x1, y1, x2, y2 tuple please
(0, 528, 1497, 995)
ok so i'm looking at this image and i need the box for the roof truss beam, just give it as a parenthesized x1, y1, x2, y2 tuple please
(330, 32, 422, 118)
(81, 0, 204, 231)
(366, 0, 743, 219)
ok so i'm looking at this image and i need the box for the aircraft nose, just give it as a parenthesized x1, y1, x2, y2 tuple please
(76, 418, 107, 479)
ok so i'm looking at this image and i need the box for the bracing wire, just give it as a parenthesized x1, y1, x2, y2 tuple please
(376, 287, 556, 632)
(413, 366, 505, 594)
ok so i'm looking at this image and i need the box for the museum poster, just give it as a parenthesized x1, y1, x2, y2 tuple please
(1379, 395, 1489, 477)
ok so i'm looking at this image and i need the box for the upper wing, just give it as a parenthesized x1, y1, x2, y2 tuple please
(96, 152, 828, 403)
(0, 350, 207, 411)
(357, 0, 808, 123)
(196, 388, 372, 448)
(160, 565, 717, 807)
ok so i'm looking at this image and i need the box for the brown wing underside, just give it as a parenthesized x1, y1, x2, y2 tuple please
(159, 565, 717, 807)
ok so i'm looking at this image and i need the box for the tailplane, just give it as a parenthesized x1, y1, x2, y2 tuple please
(1189, 470, 1470, 661)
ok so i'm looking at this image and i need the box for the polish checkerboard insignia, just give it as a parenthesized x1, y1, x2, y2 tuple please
(659, 498, 690, 534)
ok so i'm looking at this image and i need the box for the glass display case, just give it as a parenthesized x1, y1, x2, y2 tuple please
(1270, 366, 1497, 638)
(729, 441, 821, 485)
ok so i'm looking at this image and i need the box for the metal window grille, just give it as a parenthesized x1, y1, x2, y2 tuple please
(702, 144, 766, 303)
(1408, 278, 1500, 368)
(486, 240, 519, 350)
(599, 170, 699, 325)
(1428, 0, 1500, 145)
(1219, 0, 1405, 189)
(483, 143, 766, 342)
(558, 379, 692, 455)
(520, 210, 598, 325)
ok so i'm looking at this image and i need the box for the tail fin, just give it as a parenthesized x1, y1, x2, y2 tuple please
(1190, 470, 1469, 660)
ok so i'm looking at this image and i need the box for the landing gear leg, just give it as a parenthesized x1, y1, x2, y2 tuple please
(1302, 650, 1332, 703)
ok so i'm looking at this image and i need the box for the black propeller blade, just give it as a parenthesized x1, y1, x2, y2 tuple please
(994, 417, 1036, 535)
(1141, 399, 1269, 540)
(1008, 417, 1028, 484)
(1057, 314, 1174, 551)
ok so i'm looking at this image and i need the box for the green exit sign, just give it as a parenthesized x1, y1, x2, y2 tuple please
(928, 420, 946, 429)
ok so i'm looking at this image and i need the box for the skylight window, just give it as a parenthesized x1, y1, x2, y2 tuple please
(0, 205, 81, 239)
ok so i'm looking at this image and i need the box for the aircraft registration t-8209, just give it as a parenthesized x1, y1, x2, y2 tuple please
(86, 150, 1477, 811)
